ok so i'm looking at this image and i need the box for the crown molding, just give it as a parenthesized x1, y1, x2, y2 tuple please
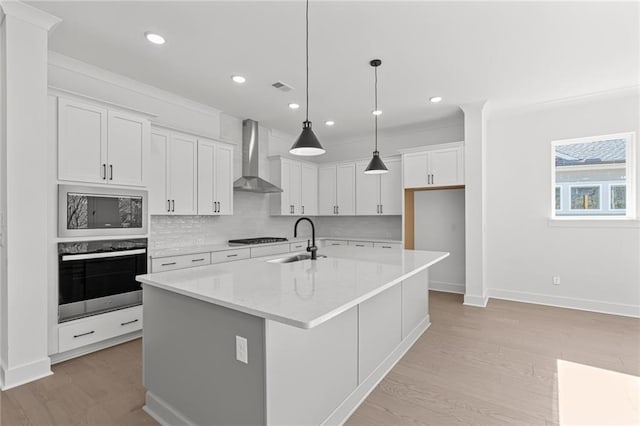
(488, 86, 640, 119)
(0, 1, 61, 31)
(48, 51, 223, 117)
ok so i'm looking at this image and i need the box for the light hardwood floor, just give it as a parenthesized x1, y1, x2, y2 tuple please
(1, 292, 638, 425)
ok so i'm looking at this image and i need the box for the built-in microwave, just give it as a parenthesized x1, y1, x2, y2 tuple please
(58, 184, 148, 238)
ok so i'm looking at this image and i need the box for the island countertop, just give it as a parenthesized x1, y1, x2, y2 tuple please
(136, 246, 449, 329)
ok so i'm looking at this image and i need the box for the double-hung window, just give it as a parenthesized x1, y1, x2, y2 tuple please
(552, 132, 636, 219)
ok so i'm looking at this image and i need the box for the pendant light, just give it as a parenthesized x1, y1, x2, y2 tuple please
(364, 59, 388, 174)
(290, 0, 325, 156)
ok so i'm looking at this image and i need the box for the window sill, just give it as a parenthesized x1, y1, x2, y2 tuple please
(548, 218, 640, 228)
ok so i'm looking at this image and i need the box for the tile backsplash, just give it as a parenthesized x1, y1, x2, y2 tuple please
(150, 191, 402, 249)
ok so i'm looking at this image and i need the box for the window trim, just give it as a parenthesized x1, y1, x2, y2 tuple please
(551, 132, 636, 221)
(568, 184, 602, 212)
(610, 184, 626, 211)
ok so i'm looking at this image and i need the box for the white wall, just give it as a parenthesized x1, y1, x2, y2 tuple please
(485, 90, 640, 316)
(414, 189, 466, 293)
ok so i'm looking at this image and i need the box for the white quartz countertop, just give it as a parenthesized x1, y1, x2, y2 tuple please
(137, 246, 448, 329)
(148, 236, 402, 258)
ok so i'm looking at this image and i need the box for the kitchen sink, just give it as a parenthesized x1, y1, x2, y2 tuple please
(267, 254, 327, 264)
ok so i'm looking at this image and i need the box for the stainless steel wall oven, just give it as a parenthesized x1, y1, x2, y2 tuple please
(58, 238, 147, 322)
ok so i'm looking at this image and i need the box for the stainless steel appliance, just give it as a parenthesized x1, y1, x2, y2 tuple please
(58, 184, 148, 238)
(58, 238, 147, 322)
(233, 119, 283, 193)
(228, 237, 288, 246)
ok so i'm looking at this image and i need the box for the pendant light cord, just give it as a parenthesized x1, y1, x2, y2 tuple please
(305, 0, 310, 123)
(374, 64, 378, 152)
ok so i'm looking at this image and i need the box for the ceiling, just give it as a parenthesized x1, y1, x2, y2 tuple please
(30, 1, 639, 142)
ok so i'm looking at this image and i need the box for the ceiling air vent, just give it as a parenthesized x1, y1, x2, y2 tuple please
(271, 81, 294, 92)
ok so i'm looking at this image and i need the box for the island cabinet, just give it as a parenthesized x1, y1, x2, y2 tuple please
(139, 250, 439, 426)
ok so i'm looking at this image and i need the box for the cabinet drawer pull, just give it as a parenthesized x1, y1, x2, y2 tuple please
(227, 254, 238, 258)
(191, 258, 206, 262)
(331, 243, 340, 246)
(73, 330, 95, 339)
(120, 319, 139, 326)
(355, 244, 365, 247)
(382, 246, 392, 249)
(161, 262, 177, 266)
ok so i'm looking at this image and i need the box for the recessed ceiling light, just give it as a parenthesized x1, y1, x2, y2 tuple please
(288, 103, 300, 110)
(231, 75, 246, 84)
(372, 110, 383, 116)
(429, 96, 443, 103)
(325, 120, 335, 126)
(145, 32, 165, 45)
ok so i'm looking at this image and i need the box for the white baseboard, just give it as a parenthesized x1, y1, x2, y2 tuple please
(463, 293, 488, 307)
(1, 357, 52, 391)
(145, 391, 195, 426)
(488, 288, 640, 318)
(50, 330, 142, 364)
(430, 280, 465, 294)
(321, 317, 431, 425)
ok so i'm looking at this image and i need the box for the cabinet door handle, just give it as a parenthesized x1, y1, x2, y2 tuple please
(302, 206, 304, 214)
(102, 164, 107, 180)
(120, 319, 139, 326)
(167, 200, 171, 212)
(227, 254, 238, 258)
(376, 205, 379, 214)
(218, 201, 221, 213)
(337, 205, 339, 215)
(171, 200, 175, 212)
(380, 204, 383, 214)
(191, 258, 205, 262)
(73, 330, 95, 339)
(161, 262, 177, 266)
(109, 164, 113, 180)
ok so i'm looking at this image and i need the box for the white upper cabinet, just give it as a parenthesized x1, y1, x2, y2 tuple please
(318, 163, 356, 216)
(300, 162, 318, 216)
(270, 157, 317, 216)
(403, 143, 464, 189)
(356, 157, 402, 215)
(197, 139, 234, 216)
(58, 97, 149, 187)
(149, 128, 197, 215)
(318, 165, 337, 216)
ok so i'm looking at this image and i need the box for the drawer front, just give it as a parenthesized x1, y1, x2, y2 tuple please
(250, 244, 290, 258)
(58, 306, 143, 353)
(348, 241, 375, 248)
(289, 242, 307, 252)
(325, 239, 348, 247)
(373, 242, 402, 250)
(107, 305, 143, 336)
(151, 252, 211, 272)
(212, 248, 251, 264)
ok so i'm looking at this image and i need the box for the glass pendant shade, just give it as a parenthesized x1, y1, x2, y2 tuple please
(364, 151, 388, 174)
(290, 120, 325, 156)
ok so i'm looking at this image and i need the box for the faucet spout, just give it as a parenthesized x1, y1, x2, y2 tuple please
(294, 217, 318, 260)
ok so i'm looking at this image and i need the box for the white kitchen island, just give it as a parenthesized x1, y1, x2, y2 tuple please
(137, 246, 448, 426)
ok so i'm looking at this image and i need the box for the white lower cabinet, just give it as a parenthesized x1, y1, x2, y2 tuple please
(250, 244, 289, 258)
(151, 252, 211, 272)
(374, 242, 403, 250)
(348, 241, 375, 248)
(58, 305, 143, 353)
(324, 239, 348, 247)
(289, 241, 307, 251)
(211, 248, 251, 264)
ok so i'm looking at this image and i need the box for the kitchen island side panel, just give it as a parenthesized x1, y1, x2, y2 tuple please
(265, 307, 358, 426)
(143, 285, 266, 426)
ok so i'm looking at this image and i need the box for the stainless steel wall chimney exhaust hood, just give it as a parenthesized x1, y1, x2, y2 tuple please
(233, 119, 283, 193)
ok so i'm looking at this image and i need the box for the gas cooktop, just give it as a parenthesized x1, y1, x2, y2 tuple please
(228, 237, 288, 246)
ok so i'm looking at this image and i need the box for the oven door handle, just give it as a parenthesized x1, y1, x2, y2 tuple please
(61, 248, 147, 262)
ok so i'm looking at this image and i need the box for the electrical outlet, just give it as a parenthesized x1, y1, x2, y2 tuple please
(236, 336, 248, 364)
(552, 276, 561, 286)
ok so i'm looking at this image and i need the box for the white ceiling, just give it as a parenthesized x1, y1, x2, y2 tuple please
(30, 1, 639, 142)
